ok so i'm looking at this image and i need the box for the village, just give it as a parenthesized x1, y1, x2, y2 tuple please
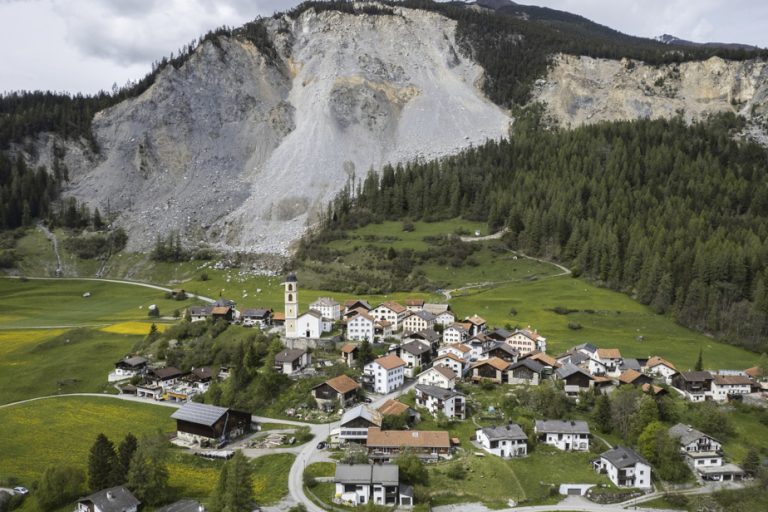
(93, 273, 768, 511)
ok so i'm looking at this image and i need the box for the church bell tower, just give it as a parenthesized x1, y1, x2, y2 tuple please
(284, 273, 298, 338)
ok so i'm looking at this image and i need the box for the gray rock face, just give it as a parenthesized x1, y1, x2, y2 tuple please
(62, 6, 512, 254)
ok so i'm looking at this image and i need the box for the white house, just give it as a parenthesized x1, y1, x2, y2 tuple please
(188, 306, 211, 323)
(711, 374, 752, 401)
(506, 328, 547, 355)
(668, 423, 722, 467)
(417, 365, 457, 390)
(364, 354, 406, 394)
(465, 315, 487, 335)
(347, 311, 376, 343)
(274, 348, 311, 374)
(240, 308, 272, 329)
(415, 384, 466, 420)
(508, 358, 546, 386)
(339, 405, 382, 444)
(534, 420, 591, 451)
(421, 303, 454, 327)
(644, 356, 678, 384)
(405, 299, 425, 312)
(402, 310, 436, 334)
(399, 340, 432, 378)
(594, 447, 652, 489)
(310, 297, 341, 321)
(76, 486, 140, 512)
(110, 356, 148, 382)
(432, 353, 466, 377)
(297, 310, 323, 338)
(334, 464, 412, 507)
(476, 424, 528, 458)
(371, 302, 408, 331)
(438, 343, 471, 361)
(443, 323, 470, 345)
(591, 348, 623, 377)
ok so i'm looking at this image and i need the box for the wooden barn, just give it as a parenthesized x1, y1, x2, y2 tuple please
(171, 402, 251, 446)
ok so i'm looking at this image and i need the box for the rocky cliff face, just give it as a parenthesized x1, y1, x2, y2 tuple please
(64, 6, 511, 254)
(532, 54, 768, 130)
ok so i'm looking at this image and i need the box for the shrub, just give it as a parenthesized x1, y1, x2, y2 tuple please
(567, 322, 582, 330)
(446, 464, 467, 480)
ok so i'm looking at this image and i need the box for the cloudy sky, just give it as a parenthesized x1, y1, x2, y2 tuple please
(1, 0, 766, 95)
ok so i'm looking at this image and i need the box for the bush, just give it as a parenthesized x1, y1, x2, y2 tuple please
(402, 221, 415, 232)
(567, 322, 582, 330)
(199, 272, 209, 281)
(446, 464, 467, 480)
(303, 473, 317, 489)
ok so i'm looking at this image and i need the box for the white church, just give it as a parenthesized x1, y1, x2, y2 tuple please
(283, 273, 334, 339)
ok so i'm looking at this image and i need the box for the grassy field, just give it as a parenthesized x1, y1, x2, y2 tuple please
(325, 219, 488, 252)
(0, 396, 293, 507)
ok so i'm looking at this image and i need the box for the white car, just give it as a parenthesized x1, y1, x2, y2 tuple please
(13, 487, 29, 496)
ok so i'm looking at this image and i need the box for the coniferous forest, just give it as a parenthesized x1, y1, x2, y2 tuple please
(316, 110, 768, 353)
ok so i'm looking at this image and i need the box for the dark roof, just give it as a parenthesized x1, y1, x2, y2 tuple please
(275, 348, 307, 363)
(679, 371, 714, 382)
(116, 356, 147, 367)
(77, 486, 140, 512)
(480, 424, 527, 441)
(171, 402, 230, 427)
(242, 308, 271, 318)
(407, 328, 440, 342)
(668, 423, 717, 446)
(188, 306, 211, 315)
(483, 341, 518, 357)
(574, 342, 598, 353)
(555, 363, 593, 380)
(601, 446, 649, 469)
(620, 358, 642, 371)
(410, 310, 436, 321)
(509, 358, 546, 373)
(285, 273, 297, 283)
(156, 500, 205, 512)
(535, 419, 590, 435)
(335, 464, 398, 486)
(190, 366, 214, 380)
(401, 340, 431, 356)
(416, 384, 464, 400)
(488, 328, 513, 340)
(151, 366, 183, 380)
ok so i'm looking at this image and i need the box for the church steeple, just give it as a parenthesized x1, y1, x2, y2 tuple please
(284, 273, 298, 338)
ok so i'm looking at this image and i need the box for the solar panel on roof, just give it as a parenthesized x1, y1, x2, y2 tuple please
(171, 402, 229, 426)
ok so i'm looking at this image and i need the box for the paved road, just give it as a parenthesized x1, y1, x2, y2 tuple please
(1, 276, 215, 303)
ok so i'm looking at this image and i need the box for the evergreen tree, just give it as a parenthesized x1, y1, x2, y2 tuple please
(356, 339, 374, 370)
(111, 432, 138, 485)
(743, 448, 761, 477)
(87, 434, 117, 491)
(694, 348, 704, 371)
(592, 393, 612, 434)
(209, 451, 255, 512)
(126, 433, 169, 506)
(36, 465, 85, 510)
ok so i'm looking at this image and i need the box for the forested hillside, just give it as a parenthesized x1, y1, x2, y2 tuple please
(316, 110, 768, 352)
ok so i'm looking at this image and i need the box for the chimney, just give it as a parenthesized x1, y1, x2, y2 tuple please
(106, 491, 115, 501)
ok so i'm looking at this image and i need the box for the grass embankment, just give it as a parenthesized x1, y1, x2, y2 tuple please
(0, 396, 293, 507)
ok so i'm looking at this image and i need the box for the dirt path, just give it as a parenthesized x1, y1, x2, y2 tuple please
(459, 229, 509, 242)
(37, 223, 62, 276)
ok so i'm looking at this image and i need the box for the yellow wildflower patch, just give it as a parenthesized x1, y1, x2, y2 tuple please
(101, 321, 169, 336)
(0, 329, 66, 357)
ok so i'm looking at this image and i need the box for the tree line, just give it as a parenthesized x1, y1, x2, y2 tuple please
(316, 110, 768, 352)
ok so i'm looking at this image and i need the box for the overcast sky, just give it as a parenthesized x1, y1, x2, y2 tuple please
(1, 0, 766, 95)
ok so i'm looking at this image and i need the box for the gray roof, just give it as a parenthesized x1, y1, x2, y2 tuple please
(242, 308, 270, 318)
(335, 464, 399, 486)
(509, 358, 546, 373)
(188, 306, 211, 315)
(423, 303, 450, 314)
(340, 404, 381, 428)
(311, 297, 339, 307)
(489, 328, 513, 340)
(535, 420, 590, 435)
(556, 363, 593, 380)
(77, 486, 140, 512)
(679, 371, 714, 382)
(213, 298, 236, 307)
(275, 348, 307, 363)
(408, 328, 441, 343)
(620, 358, 642, 371)
(480, 424, 527, 441)
(484, 341, 518, 357)
(117, 356, 147, 367)
(171, 402, 229, 427)
(156, 500, 204, 512)
(402, 340, 432, 356)
(574, 343, 598, 354)
(668, 423, 717, 446)
(411, 310, 436, 322)
(600, 446, 649, 469)
(300, 309, 323, 319)
(416, 384, 464, 400)
(284, 273, 297, 282)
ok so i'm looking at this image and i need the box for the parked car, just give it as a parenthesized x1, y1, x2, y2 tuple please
(13, 487, 29, 496)
(316, 441, 326, 449)
(362, 397, 373, 404)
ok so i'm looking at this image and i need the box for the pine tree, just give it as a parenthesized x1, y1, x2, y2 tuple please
(694, 348, 704, 371)
(126, 433, 169, 506)
(356, 339, 373, 370)
(111, 433, 138, 485)
(592, 393, 612, 434)
(210, 451, 255, 512)
(87, 433, 117, 491)
(743, 448, 761, 476)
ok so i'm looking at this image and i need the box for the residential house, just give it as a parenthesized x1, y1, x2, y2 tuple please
(476, 424, 528, 458)
(415, 384, 466, 420)
(745, 366, 767, 390)
(399, 341, 432, 378)
(241, 308, 272, 328)
(188, 306, 211, 322)
(366, 427, 452, 462)
(110, 356, 148, 382)
(711, 374, 752, 401)
(402, 310, 436, 334)
(339, 405, 382, 444)
(488, 328, 513, 343)
(312, 375, 359, 410)
(423, 303, 454, 326)
(594, 446, 652, 489)
(417, 365, 457, 390)
(534, 420, 591, 451)
(438, 343, 472, 362)
(465, 315, 487, 336)
(405, 299, 425, 312)
(443, 323, 470, 345)
(181, 366, 215, 392)
(344, 300, 372, 314)
(672, 371, 714, 402)
(156, 500, 205, 512)
(171, 402, 251, 445)
(526, 351, 560, 369)
(465, 332, 493, 360)
(341, 343, 359, 367)
(507, 328, 547, 355)
(668, 423, 745, 481)
(274, 348, 311, 374)
(591, 348, 623, 377)
(471, 357, 511, 384)
(297, 309, 323, 339)
(211, 298, 236, 322)
(310, 297, 341, 321)
(375, 320, 394, 339)
(618, 369, 653, 387)
(146, 367, 183, 387)
(431, 353, 467, 378)
(508, 358, 546, 385)
(555, 364, 594, 397)
(645, 356, 678, 384)
(377, 399, 420, 425)
(642, 383, 668, 397)
(76, 486, 140, 512)
(405, 329, 441, 353)
(482, 342, 519, 363)
(347, 310, 376, 343)
(335, 464, 413, 507)
(371, 302, 408, 331)
(364, 355, 406, 394)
